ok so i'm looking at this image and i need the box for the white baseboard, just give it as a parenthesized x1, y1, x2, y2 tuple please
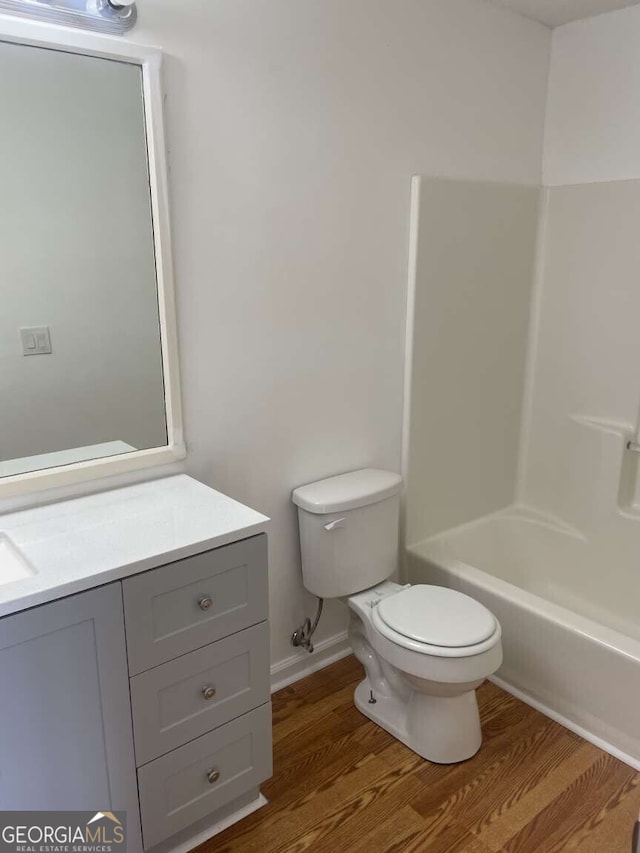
(491, 674, 640, 772)
(270, 630, 352, 693)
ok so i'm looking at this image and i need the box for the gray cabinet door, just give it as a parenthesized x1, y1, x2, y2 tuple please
(130, 621, 270, 766)
(137, 703, 272, 849)
(123, 534, 268, 675)
(0, 584, 142, 853)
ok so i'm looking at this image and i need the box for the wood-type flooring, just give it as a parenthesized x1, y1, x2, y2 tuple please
(197, 655, 640, 852)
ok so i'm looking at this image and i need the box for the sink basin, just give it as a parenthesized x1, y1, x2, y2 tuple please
(0, 534, 36, 585)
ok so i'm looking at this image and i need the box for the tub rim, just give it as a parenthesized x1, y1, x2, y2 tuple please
(408, 537, 640, 665)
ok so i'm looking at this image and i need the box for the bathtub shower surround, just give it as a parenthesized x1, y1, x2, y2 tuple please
(404, 167, 640, 766)
(523, 181, 640, 536)
(403, 177, 540, 545)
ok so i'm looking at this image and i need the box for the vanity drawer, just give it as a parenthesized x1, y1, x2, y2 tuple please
(130, 621, 270, 766)
(138, 702, 272, 849)
(123, 534, 268, 674)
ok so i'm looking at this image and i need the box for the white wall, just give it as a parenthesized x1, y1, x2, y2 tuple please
(125, 0, 550, 670)
(544, 4, 640, 185)
(406, 178, 540, 546)
(0, 41, 167, 462)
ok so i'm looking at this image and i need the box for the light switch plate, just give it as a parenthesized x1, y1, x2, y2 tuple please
(20, 326, 52, 356)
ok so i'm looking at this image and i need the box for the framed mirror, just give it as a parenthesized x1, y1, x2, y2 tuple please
(0, 18, 184, 496)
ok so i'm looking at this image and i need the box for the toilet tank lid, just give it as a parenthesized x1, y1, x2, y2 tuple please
(292, 468, 402, 514)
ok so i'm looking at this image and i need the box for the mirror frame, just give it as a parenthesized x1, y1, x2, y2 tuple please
(0, 16, 186, 497)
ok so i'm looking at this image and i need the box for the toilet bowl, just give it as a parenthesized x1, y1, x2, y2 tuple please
(292, 468, 503, 764)
(347, 580, 502, 763)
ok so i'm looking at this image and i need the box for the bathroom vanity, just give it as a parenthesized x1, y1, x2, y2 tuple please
(0, 475, 271, 853)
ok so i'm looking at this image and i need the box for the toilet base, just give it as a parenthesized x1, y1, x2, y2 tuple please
(354, 677, 482, 764)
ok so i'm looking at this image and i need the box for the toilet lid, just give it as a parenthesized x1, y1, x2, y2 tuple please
(376, 585, 497, 648)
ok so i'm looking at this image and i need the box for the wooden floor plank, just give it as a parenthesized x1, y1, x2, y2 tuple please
(462, 725, 583, 832)
(272, 682, 356, 745)
(217, 753, 401, 853)
(563, 771, 640, 852)
(195, 656, 640, 853)
(272, 701, 365, 771)
(502, 753, 639, 852)
(474, 739, 604, 851)
(270, 746, 425, 853)
(343, 805, 427, 853)
(217, 736, 382, 850)
(263, 717, 393, 805)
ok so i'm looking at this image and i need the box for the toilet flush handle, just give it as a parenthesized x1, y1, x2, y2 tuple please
(324, 517, 345, 531)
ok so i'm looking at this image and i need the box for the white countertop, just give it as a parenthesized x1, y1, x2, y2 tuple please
(0, 475, 270, 618)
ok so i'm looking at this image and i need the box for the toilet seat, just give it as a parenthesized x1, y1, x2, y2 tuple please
(371, 585, 501, 658)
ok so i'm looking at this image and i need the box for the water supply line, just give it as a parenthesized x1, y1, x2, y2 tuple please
(291, 597, 323, 653)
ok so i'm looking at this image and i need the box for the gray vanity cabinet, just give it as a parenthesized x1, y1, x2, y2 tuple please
(123, 534, 272, 850)
(0, 533, 271, 853)
(0, 583, 142, 850)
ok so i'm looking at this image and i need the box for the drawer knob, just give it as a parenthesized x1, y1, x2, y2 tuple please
(202, 686, 217, 701)
(198, 595, 213, 611)
(207, 769, 220, 785)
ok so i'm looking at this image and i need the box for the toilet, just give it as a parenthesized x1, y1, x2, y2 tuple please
(292, 468, 503, 764)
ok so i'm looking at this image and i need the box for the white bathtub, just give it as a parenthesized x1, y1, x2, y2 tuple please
(406, 507, 640, 768)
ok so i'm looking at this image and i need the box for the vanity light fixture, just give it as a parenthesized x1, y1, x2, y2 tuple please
(0, 0, 137, 34)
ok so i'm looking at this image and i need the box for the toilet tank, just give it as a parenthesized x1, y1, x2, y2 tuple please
(292, 469, 403, 599)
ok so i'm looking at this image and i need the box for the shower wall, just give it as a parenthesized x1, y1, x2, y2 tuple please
(406, 4, 640, 559)
(518, 4, 640, 543)
(520, 182, 640, 531)
(404, 178, 539, 546)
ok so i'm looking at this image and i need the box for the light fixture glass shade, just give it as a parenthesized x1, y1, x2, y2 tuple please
(0, 0, 137, 34)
